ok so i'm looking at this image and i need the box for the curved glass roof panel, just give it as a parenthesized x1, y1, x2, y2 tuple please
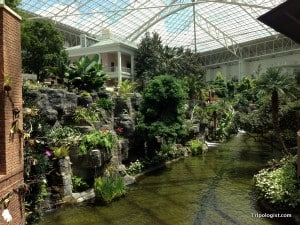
(19, 0, 286, 52)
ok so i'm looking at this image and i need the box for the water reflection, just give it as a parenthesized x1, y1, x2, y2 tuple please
(39, 134, 284, 225)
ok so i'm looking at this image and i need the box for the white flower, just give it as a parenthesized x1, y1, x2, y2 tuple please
(2, 208, 12, 223)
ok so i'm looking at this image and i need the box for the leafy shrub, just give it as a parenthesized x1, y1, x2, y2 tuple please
(136, 75, 188, 156)
(254, 155, 300, 209)
(53, 146, 69, 159)
(72, 176, 89, 192)
(188, 139, 205, 155)
(73, 107, 99, 126)
(80, 91, 91, 97)
(96, 98, 114, 110)
(119, 80, 135, 99)
(94, 176, 126, 204)
(160, 143, 185, 159)
(126, 160, 144, 175)
(79, 130, 115, 155)
(65, 55, 107, 92)
(46, 126, 81, 147)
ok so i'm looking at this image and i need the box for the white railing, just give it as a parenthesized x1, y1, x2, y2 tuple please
(102, 66, 132, 76)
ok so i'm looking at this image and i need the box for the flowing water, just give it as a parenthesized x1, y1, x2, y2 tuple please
(39, 134, 289, 225)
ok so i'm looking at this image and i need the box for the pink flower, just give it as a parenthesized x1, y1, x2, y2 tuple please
(116, 127, 124, 134)
(45, 150, 52, 157)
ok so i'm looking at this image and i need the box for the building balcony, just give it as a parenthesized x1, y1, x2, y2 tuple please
(102, 66, 132, 78)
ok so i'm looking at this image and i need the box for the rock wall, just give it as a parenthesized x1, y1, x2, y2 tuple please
(24, 88, 139, 199)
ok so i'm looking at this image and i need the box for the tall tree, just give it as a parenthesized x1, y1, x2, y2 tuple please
(135, 32, 163, 79)
(5, 0, 20, 10)
(136, 75, 188, 156)
(256, 67, 299, 154)
(21, 19, 68, 81)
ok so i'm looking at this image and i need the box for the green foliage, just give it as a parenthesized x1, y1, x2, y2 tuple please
(53, 146, 69, 159)
(126, 159, 144, 175)
(254, 155, 300, 209)
(5, 0, 21, 10)
(79, 130, 115, 155)
(73, 107, 100, 127)
(96, 98, 115, 110)
(21, 19, 68, 81)
(255, 67, 299, 153)
(25, 180, 48, 224)
(159, 143, 186, 159)
(65, 55, 107, 92)
(119, 80, 135, 99)
(188, 139, 205, 155)
(135, 32, 164, 79)
(208, 72, 228, 98)
(217, 107, 235, 140)
(24, 139, 53, 225)
(256, 68, 298, 100)
(235, 106, 272, 134)
(94, 176, 126, 204)
(46, 126, 81, 147)
(280, 99, 300, 132)
(161, 47, 206, 78)
(80, 91, 91, 97)
(72, 176, 89, 192)
(23, 80, 48, 91)
(137, 75, 188, 150)
(184, 75, 205, 100)
(135, 32, 205, 80)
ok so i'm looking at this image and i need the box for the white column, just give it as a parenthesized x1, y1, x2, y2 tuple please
(117, 51, 122, 87)
(131, 55, 134, 81)
(98, 53, 102, 65)
(238, 59, 245, 82)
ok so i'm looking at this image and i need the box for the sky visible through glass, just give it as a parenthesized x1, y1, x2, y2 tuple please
(20, 0, 285, 52)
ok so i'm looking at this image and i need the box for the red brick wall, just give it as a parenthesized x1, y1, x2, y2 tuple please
(0, 4, 24, 225)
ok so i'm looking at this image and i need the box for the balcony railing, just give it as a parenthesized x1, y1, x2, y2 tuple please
(102, 66, 132, 78)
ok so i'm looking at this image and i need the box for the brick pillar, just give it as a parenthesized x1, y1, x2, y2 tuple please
(0, 2, 24, 225)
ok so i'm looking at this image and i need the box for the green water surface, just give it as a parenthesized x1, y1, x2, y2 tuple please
(39, 134, 288, 225)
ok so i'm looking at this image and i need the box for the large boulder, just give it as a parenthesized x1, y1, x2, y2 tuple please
(25, 89, 77, 124)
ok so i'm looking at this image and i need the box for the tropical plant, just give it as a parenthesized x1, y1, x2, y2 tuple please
(78, 130, 115, 155)
(21, 19, 68, 81)
(94, 175, 126, 204)
(184, 75, 205, 101)
(65, 55, 107, 92)
(217, 106, 235, 140)
(53, 146, 69, 159)
(119, 80, 135, 99)
(96, 98, 115, 110)
(126, 160, 144, 175)
(235, 102, 272, 135)
(256, 67, 299, 154)
(188, 139, 205, 155)
(254, 155, 300, 209)
(73, 106, 100, 127)
(46, 126, 81, 147)
(72, 176, 89, 192)
(136, 75, 188, 156)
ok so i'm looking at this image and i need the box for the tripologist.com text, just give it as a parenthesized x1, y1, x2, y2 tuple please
(251, 213, 292, 219)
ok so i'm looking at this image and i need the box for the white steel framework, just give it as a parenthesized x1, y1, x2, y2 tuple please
(19, 0, 286, 53)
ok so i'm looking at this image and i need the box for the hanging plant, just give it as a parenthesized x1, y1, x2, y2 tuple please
(3, 75, 12, 92)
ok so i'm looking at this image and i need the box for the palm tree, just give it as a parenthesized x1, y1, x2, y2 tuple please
(256, 67, 299, 154)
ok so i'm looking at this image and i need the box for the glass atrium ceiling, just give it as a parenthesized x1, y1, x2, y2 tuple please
(20, 0, 286, 53)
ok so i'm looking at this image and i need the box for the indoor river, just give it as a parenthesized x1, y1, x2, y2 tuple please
(39, 133, 290, 225)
